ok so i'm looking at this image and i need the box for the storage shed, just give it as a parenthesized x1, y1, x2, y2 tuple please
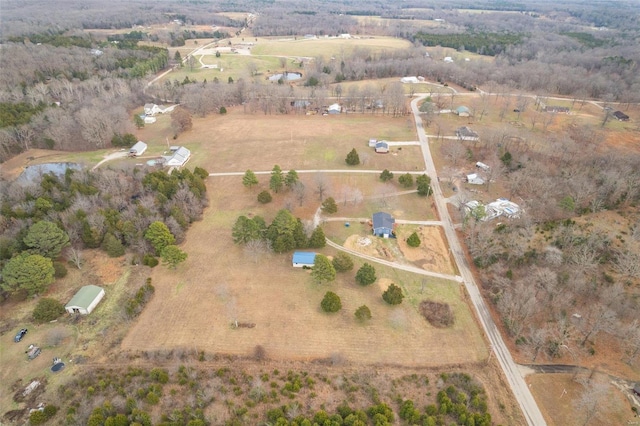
(129, 141, 147, 157)
(292, 252, 316, 268)
(375, 141, 389, 153)
(65, 285, 105, 315)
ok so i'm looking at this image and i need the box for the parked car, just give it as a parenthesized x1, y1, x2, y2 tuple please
(14, 328, 28, 342)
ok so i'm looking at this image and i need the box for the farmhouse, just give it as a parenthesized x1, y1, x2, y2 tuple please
(328, 103, 342, 114)
(485, 198, 521, 220)
(456, 126, 479, 141)
(544, 105, 570, 113)
(612, 110, 629, 121)
(65, 285, 105, 315)
(455, 106, 472, 117)
(375, 141, 389, 153)
(144, 103, 163, 116)
(129, 141, 147, 157)
(400, 76, 420, 84)
(372, 212, 395, 238)
(292, 252, 316, 268)
(163, 146, 191, 167)
(466, 173, 485, 185)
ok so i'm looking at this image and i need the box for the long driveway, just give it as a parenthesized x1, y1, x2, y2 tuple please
(411, 94, 547, 426)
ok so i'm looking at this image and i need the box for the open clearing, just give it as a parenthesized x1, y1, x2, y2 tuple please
(250, 36, 412, 58)
(120, 176, 486, 366)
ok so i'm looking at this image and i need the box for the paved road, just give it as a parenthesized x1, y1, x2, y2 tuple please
(411, 94, 547, 426)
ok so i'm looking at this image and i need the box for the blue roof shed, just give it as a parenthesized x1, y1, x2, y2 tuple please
(292, 252, 316, 267)
(372, 212, 395, 238)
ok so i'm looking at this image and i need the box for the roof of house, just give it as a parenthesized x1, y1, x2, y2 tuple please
(372, 212, 395, 230)
(144, 103, 156, 109)
(375, 141, 389, 149)
(613, 110, 629, 119)
(456, 106, 471, 114)
(65, 285, 104, 309)
(292, 252, 316, 264)
(328, 103, 341, 111)
(165, 146, 191, 165)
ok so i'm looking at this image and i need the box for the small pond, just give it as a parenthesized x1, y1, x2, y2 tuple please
(268, 72, 303, 82)
(17, 162, 82, 183)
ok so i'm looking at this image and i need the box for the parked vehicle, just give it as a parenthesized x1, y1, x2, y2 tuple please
(14, 328, 28, 342)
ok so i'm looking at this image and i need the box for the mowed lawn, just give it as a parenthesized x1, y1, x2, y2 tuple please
(250, 36, 412, 58)
(178, 108, 423, 172)
(120, 176, 487, 366)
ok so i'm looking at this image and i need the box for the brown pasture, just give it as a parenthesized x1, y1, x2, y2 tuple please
(120, 176, 487, 366)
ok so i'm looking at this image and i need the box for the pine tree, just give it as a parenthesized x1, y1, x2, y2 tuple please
(320, 291, 341, 312)
(407, 232, 421, 247)
(311, 255, 336, 284)
(308, 227, 326, 248)
(270, 165, 284, 193)
(355, 305, 372, 321)
(332, 253, 354, 272)
(382, 283, 404, 305)
(242, 170, 259, 188)
(321, 197, 338, 214)
(345, 148, 360, 166)
(285, 169, 299, 189)
(380, 169, 394, 182)
(355, 263, 376, 286)
(416, 174, 433, 196)
(399, 173, 414, 188)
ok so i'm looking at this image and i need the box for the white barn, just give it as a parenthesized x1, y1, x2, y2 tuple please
(129, 141, 147, 157)
(164, 146, 191, 167)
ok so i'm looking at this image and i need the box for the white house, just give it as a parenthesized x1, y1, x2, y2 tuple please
(129, 141, 147, 157)
(143, 116, 156, 124)
(163, 146, 191, 167)
(466, 173, 485, 185)
(400, 76, 420, 84)
(144, 103, 163, 116)
(65, 285, 105, 315)
(328, 104, 342, 114)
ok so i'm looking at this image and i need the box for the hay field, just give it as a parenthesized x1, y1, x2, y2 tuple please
(250, 36, 412, 59)
(120, 176, 487, 366)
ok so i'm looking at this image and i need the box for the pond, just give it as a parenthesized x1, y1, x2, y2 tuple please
(17, 162, 82, 183)
(268, 72, 303, 82)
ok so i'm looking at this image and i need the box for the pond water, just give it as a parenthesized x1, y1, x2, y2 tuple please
(268, 72, 303, 82)
(17, 162, 82, 183)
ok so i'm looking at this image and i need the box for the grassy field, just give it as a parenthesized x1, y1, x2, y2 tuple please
(250, 36, 412, 59)
(120, 175, 486, 366)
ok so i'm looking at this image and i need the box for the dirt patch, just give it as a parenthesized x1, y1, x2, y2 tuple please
(397, 226, 456, 275)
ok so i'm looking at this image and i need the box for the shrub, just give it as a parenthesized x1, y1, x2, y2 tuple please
(150, 368, 169, 384)
(419, 300, 454, 328)
(220, 106, 227, 114)
(53, 261, 67, 278)
(354, 305, 372, 321)
(398, 173, 414, 188)
(332, 253, 354, 272)
(321, 197, 338, 214)
(29, 410, 47, 425)
(257, 191, 272, 204)
(407, 232, 421, 247)
(382, 284, 404, 305)
(33, 298, 65, 323)
(320, 291, 342, 313)
(143, 254, 159, 267)
(345, 148, 360, 166)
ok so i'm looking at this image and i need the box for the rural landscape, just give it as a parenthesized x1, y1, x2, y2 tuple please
(1, 0, 639, 425)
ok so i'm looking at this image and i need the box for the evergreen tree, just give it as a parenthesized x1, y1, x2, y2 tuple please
(407, 232, 421, 247)
(320, 291, 342, 312)
(174, 50, 182, 62)
(232, 215, 261, 244)
(134, 114, 145, 129)
(355, 305, 372, 321)
(416, 174, 433, 196)
(308, 227, 326, 248)
(257, 191, 272, 203)
(380, 169, 394, 182)
(355, 263, 376, 286)
(382, 283, 404, 305)
(1, 253, 55, 296)
(293, 219, 308, 248)
(285, 169, 299, 189)
(161, 245, 188, 269)
(332, 253, 354, 272)
(311, 255, 336, 284)
(270, 165, 284, 193)
(399, 173, 414, 188)
(33, 298, 65, 323)
(102, 233, 125, 257)
(345, 148, 360, 166)
(144, 221, 175, 254)
(23, 220, 70, 259)
(321, 197, 338, 214)
(242, 170, 258, 188)
(266, 209, 299, 253)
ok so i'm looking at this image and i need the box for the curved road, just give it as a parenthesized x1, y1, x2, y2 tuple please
(410, 94, 546, 426)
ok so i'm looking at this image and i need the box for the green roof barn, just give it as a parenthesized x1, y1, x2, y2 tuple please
(65, 285, 105, 315)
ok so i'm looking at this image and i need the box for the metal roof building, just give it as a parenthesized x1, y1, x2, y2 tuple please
(65, 285, 105, 315)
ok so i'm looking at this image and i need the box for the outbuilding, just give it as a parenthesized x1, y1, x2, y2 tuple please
(455, 106, 471, 117)
(163, 146, 191, 167)
(65, 285, 105, 315)
(456, 126, 479, 141)
(372, 212, 395, 238)
(328, 104, 342, 114)
(612, 111, 629, 121)
(466, 173, 485, 185)
(292, 252, 316, 268)
(129, 141, 148, 157)
(375, 141, 389, 153)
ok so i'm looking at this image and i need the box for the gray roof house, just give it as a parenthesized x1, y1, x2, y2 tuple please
(65, 285, 105, 315)
(456, 126, 479, 141)
(129, 141, 147, 157)
(163, 146, 191, 167)
(372, 212, 395, 238)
